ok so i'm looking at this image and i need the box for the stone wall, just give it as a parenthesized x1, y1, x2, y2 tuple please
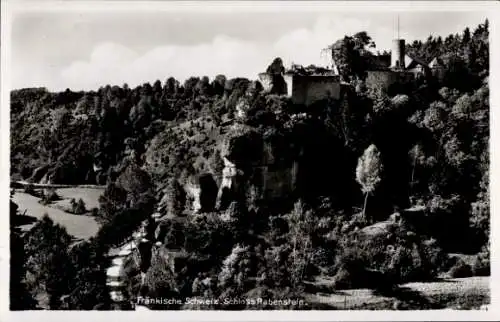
(366, 70, 415, 92)
(259, 72, 340, 105)
(285, 75, 341, 105)
(366, 70, 399, 91)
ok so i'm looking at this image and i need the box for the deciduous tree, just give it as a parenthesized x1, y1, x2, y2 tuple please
(356, 144, 383, 220)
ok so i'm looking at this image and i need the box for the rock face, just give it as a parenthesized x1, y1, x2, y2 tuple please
(184, 173, 218, 214)
(214, 124, 299, 210)
(215, 157, 240, 210)
(185, 181, 203, 213)
(148, 121, 305, 215)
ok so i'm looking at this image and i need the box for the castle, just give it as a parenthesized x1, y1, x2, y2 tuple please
(258, 35, 445, 105)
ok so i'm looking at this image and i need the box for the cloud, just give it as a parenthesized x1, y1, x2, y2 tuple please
(59, 36, 263, 91)
(56, 15, 397, 91)
(11, 11, 487, 91)
(32, 12, 488, 91)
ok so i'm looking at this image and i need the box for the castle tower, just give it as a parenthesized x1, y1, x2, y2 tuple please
(390, 39, 406, 69)
(390, 15, 405, 70)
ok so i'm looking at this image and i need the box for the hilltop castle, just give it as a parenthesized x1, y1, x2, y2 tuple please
(258, 35, 445, 105)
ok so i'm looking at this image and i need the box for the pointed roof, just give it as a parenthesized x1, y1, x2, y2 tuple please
(405, 55, 429, 69)
(428, 57, 444, 68)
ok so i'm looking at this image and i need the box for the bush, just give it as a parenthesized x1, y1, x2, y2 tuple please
(332, 265, 357, 290)
(40, 188, 60, 204)
(472, 258, 490, 276)
(70, 198, 87, 215)
(448, 259, 473, 278)
(333, 225, 446, 288)
(96, 208, 147, 247)
(142, 251, 181, 309)
(24, 184, 36, 196)
(183, 214, 233, 260)
(472, 245, 490, 276)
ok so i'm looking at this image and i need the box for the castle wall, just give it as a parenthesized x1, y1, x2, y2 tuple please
(366, 70, 398, 90)
(287, 75, 341, 105)
(259, 72, 340, 105)
(366, 70, 415, 91)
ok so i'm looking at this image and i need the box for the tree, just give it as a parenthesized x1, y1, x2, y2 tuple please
(143, 250, 180, 309)
(423, 102, 447, 133)
(65, 239, 111, 310)
(356, 144, 383, 220)
(164, 77, 179, 96)
(265, 57, 287, 95)
(218, 244, 250, 290)
(408, 143, 425, 199)
(96, 208, 146, 247)
(212, 74, 227, 96)
(285, 200, 316, 288)
(71, 198, 87, 214)
(24, 215, 74, 309)
(462, 27, 471, 44)
(10, 199, 37, 310)
(98, 182, 128, 222)
(116, 164, 155, 213)
(183, 77, 201, 98)
(196, 76, 212, 96)
(329, 31, 376, 81)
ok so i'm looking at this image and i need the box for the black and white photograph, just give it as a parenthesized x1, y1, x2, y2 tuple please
(1, 0, 498, 319)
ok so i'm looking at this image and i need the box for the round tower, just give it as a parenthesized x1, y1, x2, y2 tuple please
(390, 39, 405, 69)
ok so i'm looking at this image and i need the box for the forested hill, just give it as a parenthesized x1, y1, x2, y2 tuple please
(11, 19, 489, 243)
(10, 20, 489, 310)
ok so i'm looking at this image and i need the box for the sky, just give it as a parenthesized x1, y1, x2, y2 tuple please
(10, 6, 488, 92)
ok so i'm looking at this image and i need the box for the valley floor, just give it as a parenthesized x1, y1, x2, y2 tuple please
(12, 189, 103, 240)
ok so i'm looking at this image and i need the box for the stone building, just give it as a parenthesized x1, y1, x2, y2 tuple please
(366, 37, 441, 91)
(258, 65, 341, 105)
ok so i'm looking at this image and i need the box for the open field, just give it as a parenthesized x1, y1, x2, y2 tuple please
(51, 187, 105, 212)
(12, 188, 104, 240)
(305, 276, 489, 310)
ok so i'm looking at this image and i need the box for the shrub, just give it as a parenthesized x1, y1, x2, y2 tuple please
(332, 265, 357, 290)
(472, 245, 490, 276)
(90, 207, 99, 217)
(448, 259, 473, 278)
(24, 184, 36, 196)
(164, 221, 186, 249)
(40, 188, 60, 204)
(472, 257, 490, 277)
(142, 251, 181, 309)
(96, 208, 147, 247)
(183, 214, 233, 260)
(70, 198, 87, 214)
(333, 225, 445, 288)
